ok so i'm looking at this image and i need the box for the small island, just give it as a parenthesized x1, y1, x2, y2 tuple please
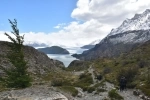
(37, 46, 70, 54)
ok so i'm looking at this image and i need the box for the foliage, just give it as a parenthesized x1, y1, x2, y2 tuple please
(139, 82, 150, 96)
(0, 19, 31, 88)
(108, 89, 124, 100)
(51, 78, 63, 86)
(59, 86, 78, 97)
(87, 87, 95, 93)
(73, 73, 93, 90)
(117, 66, 138, 88)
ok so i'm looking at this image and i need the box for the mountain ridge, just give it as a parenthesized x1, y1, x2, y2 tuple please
(73, 9, 150, 60)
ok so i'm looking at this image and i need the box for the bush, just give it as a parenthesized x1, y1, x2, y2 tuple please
(87, 87, 95, 93)
(82, 86, 89, 91)
(60, 86, 78, 97)
(117, 66, 138, 88)
(126, 81, 137, 89)
(108, 89, 124, 100)
(51, 78, 63, 86)
(103, 67, 111, 74)
(96, 88, 106, 93)
(73, 73, 93, 90)
(138, 60, 147, 68)
(139, 83, 150, 96)
(96, 74, 103, 81)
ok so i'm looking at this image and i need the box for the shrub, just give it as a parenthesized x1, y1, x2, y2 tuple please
(108, 89, 124, 100)
(51, 78, 63, 86)
(87, 87, 95, 93)
(139, 83, 150, 96)
(96, 74, 103, 81)
(73, 73, 93, 90)
(60, 86, 78, 97)
(103, 67, 112, 74)
(117, 66, 138, 88)
(138, 60, 147, 68)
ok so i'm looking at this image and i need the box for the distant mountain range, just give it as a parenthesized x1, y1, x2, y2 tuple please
(73, 9, 150, 60)
(25, 41, 48, 47)
(37, 46, 70, 54)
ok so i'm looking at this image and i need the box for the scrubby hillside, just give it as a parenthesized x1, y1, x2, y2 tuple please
(0, 41, 65, 76)
(90, 40, 150, 97)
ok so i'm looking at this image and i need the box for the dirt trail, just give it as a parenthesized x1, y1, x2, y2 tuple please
(73, 64, 142, 100)
(118, 89, 141, 100)
(88, 64, 97, 84)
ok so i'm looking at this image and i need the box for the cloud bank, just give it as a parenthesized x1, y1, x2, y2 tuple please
(1, 0, 150, 47)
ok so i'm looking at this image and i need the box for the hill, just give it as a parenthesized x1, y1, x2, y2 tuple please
(0, 41, 65, 77)
(90, 40, 150, 97)
(37, 46, 69, 54)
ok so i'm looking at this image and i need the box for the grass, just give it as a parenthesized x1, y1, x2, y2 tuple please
(59, 86, 78, 97)
(108, 89, 124, 100)
(138, 82, 150, 96)
(73, 72, 93, 90)
(0, 83, 6, 92)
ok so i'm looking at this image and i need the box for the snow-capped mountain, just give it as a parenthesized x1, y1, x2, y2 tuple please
(109, 9, 150, 36)
(73, 9, 150, 60)
(89, 39, 101, 45)
(81, 39, 101, 49)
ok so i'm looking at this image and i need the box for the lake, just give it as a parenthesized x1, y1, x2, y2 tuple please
(47, 47, 88, 67)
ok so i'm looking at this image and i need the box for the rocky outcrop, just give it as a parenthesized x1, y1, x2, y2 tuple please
(0, 85, 68, 100)
(0, 41, 65, 76)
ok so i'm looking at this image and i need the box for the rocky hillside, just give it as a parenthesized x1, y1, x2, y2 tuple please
(67, 60, 90, 71)
(37, 46, 69, 54)
(73, 9, 150, 60)
(0, 41, 65, 76)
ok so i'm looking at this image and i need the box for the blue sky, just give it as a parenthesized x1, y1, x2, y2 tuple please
(0, 0, 150, 47)
(0, 0, 77, 32)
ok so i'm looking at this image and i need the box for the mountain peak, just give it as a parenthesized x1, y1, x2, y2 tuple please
(144, 9, 150, 14)
(108, 9, 150, 36)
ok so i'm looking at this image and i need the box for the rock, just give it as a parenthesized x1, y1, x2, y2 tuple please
(75, 88, 84, 98)
(0, 86, 68, 100)
(133, 90, 140, 96)
(139, 95, 145, 99)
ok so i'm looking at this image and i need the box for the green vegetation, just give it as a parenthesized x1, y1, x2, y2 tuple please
(92, 80, 106, 93)
(138, 82, 150, 96)
(73, 72, 93, 90)
(108, 89, 124, 100)
(0, 19, 31, 88)
(59, 86, 78, 97)
(43, 40, 150, 97)
(89, 40, 150, 96)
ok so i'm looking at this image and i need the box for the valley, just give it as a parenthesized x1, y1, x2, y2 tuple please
(1, 8, 150, 100)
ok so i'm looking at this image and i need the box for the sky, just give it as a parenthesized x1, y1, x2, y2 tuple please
(0, 0, 150, 47)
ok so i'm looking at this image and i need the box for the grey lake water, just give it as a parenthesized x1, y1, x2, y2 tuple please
(47, 47, 88, 67)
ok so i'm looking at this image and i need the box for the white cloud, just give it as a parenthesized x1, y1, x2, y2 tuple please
(54, 23, 66, 29)
(72, 0, 150, 26)
(1, 0, 150, 47)
(23, 19, 111, 47)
